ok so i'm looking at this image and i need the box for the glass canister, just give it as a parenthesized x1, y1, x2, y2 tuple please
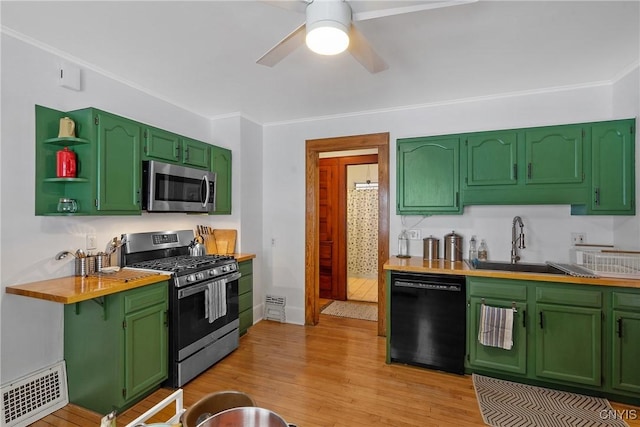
(57, 198, 78, 213)
(423, 236, 440, 260)
(444, 231, 463, 262)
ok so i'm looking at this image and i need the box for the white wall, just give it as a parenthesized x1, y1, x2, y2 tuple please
(612, 67, 640, 248)
(262, 81, 636, 325)
(0, 34, 243, 383)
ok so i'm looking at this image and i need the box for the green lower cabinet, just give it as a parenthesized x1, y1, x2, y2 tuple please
(535, 303, 602, 386)
(64, 282, 168, 414)
(464, 278, 640, 403)
(469, 297, 528, 375)
(238, 260, 254, 336)
(611, 291, 640, 394)
(611, 310, 640, 393)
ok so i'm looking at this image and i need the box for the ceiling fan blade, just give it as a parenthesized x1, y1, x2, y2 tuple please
(260, 0, 309, 14)
(352, 0, 478, 22)
(348, 25, 388, 74)
(257, 23, 306, 67)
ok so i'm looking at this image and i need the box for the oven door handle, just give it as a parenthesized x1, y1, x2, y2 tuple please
(177, 272, 241, 299)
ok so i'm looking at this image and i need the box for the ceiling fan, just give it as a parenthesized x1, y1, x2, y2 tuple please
(257, 0, 477, 74)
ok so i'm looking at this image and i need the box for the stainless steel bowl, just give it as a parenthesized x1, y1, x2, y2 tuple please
(196, 407, 289, 427)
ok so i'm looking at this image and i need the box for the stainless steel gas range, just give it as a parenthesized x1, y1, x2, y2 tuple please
(121, 230, 240, 387)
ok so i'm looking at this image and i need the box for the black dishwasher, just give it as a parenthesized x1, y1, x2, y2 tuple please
(390, 271, 466, 374)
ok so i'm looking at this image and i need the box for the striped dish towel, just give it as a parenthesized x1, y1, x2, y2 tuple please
(478, 304, 514, 350)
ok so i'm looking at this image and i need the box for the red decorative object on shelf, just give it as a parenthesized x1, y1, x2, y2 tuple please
(56, 147, 76, 178)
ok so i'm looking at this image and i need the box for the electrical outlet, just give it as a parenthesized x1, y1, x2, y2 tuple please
(86, 234, 97, 250)
(571, 232, 586, 245)
(407, 229, 422, 240)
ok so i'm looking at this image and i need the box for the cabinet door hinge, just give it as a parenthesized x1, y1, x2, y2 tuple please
(122, 388, 126, 398)
(144, 130, 148, 138)
(94, 199, 98, 208)
(465, 139, 468, 146)
(467, 354, 470, 362)
(143, 144, 147, 154)
(582, 129, 586, 138)
(601, 312, 605, 321)
(94, 116, 99, 126)
(122, 320, 127, 329)
(631, 126, 634, 134)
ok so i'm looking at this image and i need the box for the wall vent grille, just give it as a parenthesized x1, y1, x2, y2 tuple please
(1, 361, 68, 427)
(265, 295, 286, 322)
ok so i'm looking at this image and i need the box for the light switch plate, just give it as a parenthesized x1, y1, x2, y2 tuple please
(86, 234, 97, 250)
(408, 229, 422, 240)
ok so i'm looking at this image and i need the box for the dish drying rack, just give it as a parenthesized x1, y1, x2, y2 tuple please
(576, 250, 640, 279)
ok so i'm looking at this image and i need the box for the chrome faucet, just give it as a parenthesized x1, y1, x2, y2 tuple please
(511, 216, 525, 264)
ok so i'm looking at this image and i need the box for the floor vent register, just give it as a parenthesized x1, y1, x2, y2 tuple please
(264, 295, 286, 322)
(1, 361, 69, 427)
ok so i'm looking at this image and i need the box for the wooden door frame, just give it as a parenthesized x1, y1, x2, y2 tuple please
(305, 133, 390, 336)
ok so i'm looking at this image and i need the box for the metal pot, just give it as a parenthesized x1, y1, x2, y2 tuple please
(197, 407, 292, 427)
(423, 236, 440, 260)
(189, 235, 206, 257)
(444, 231, 463, 262)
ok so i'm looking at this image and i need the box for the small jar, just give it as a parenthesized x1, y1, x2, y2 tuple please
(57, 198, 77, 213)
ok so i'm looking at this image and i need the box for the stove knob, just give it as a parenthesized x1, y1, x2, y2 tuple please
(209, 269, 216, 276)
(222, 265, 228, 272)
(187, 274, 196, 282)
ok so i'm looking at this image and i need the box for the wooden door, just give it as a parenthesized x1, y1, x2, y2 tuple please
(319, 158, 340, 299)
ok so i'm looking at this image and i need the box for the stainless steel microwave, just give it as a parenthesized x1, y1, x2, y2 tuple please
(142, 161, 216, 213)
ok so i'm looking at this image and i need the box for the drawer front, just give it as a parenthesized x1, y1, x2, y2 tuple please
(239, 291, 253, 312)
(239, 309, 253, 334)
(612, 291, 640, 311)
(239, 275, 253, 295)
(124, 282, 167, 314)
(239, 260, 253, 276)
(468, 278, 527, 301)
(536, 286, 601, 308)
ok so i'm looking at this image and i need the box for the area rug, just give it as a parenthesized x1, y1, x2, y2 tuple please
(473, 374, 629, 427)
(320, 300, 378, 322)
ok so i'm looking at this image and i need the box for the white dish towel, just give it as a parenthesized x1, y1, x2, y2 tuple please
(478, 304, 514, 350)
(205, 280, 227, 323)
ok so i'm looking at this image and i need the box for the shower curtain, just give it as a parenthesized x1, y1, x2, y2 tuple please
(347, 187, 378, 278)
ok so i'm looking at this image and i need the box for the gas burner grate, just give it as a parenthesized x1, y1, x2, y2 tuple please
(129, 254, 235, 273)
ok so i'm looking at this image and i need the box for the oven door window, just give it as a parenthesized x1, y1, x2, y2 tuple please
(176, 281, 238, 352)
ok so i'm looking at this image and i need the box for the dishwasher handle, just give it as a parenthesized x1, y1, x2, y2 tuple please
(393, 280, 462, 292)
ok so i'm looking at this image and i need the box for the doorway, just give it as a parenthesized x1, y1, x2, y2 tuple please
(318, 154, 378, 303)
(305, 133, 390, 336)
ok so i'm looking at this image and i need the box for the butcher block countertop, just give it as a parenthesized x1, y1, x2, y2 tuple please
(5, 253, 257, 304)
(5, 269, 171, 304)
(384, 256, 640, 289)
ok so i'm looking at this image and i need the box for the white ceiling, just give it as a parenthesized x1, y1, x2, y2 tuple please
(2, 1, 638, 124)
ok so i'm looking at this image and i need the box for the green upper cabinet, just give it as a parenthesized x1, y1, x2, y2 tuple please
(465, 131, 518, 187)
(35, 105, 92, 215)
(35, 105, 232, 216)
(142, 128, 212, 170)
(181, 137, 210, 169)
(210, 145, 232, 215)
(94, 111, 142, 213)
(590, 120, 635, 214)
(524, 125, 584, 184)
(35, 106, 141, 215)
(397, 136, 461, 214)
(143, 127, 180, 163)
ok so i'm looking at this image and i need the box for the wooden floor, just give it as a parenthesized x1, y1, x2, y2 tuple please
(347, 276, 377, 302)
(35, 315, 640, 427)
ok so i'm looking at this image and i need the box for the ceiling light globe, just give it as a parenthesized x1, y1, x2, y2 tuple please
(306, 22, 349, 55)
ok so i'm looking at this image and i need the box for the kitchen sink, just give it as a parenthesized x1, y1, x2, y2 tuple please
(469, 260, 567, 275)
